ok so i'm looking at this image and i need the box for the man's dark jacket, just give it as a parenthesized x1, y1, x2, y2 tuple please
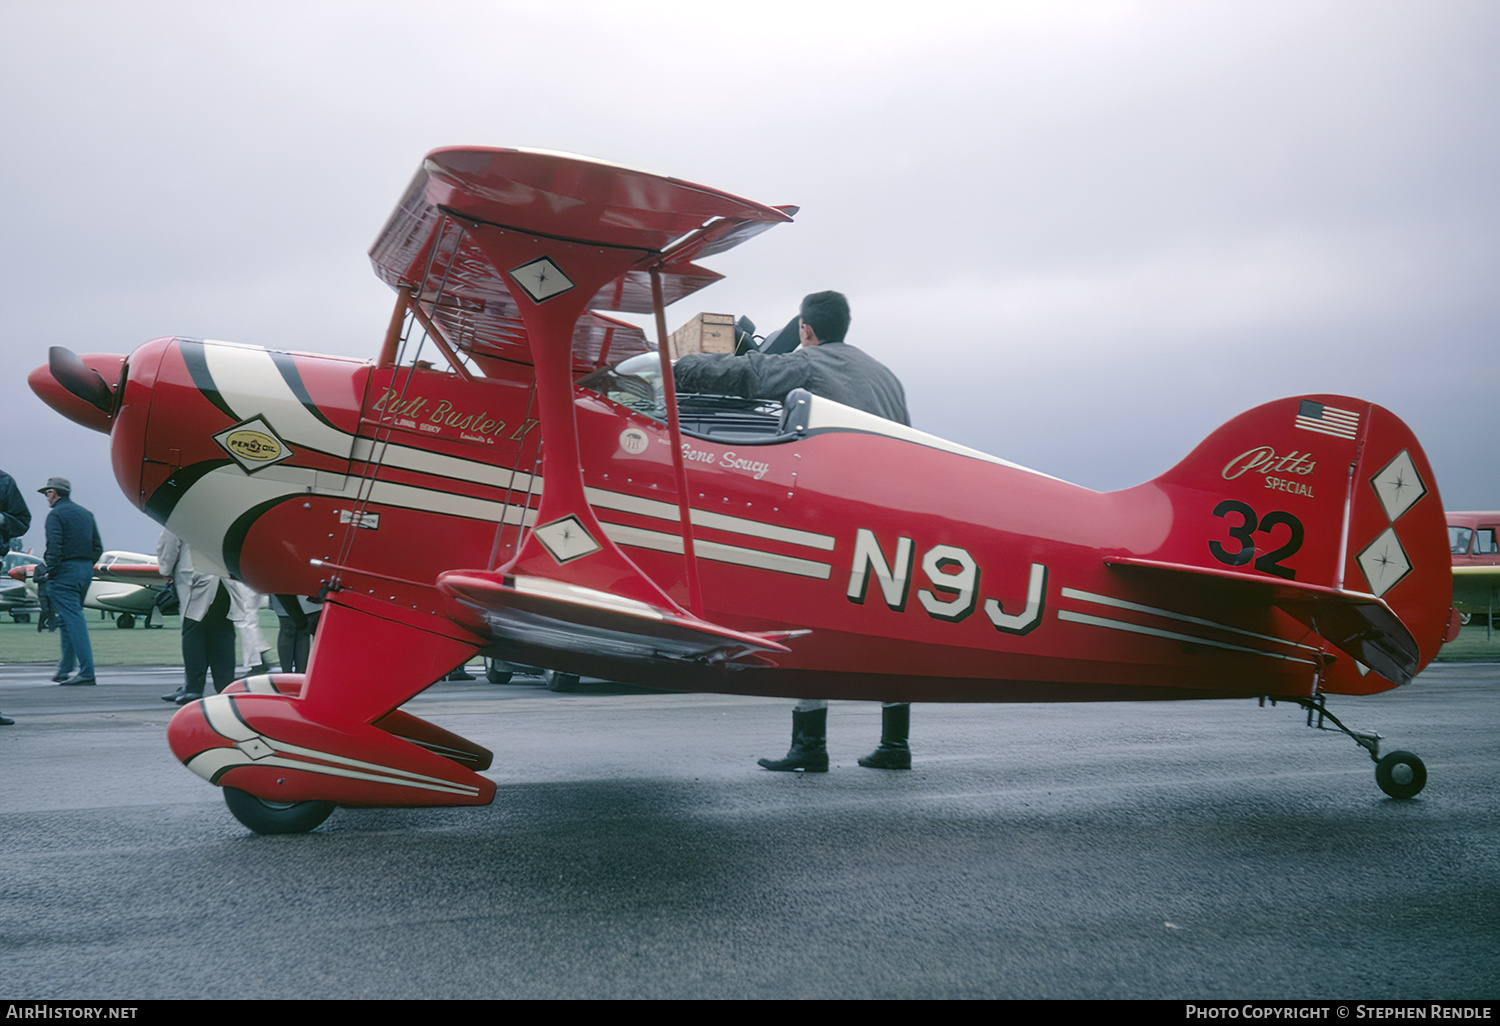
(673, 342, 910, 426)
(44, 497, 103, 569)
(0, 470, 31, 557)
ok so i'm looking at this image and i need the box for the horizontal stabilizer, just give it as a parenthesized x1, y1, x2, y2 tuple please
(439, 571, 798, 675)
(1106, 557, 1420, 685)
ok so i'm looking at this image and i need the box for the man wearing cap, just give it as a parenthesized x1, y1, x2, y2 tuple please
(38, 477, 102, 687)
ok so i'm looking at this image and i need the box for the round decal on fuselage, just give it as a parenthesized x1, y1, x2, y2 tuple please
(618, 427, 650, 455)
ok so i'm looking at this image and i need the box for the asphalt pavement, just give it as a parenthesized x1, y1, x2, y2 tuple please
(1, 661, 1496, 999)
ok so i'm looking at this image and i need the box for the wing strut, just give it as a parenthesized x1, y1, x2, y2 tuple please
(364, 148, 798, 670)
(650, 264, 704, 617)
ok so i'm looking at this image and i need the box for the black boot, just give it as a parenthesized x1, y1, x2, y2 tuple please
(858, 703, 911, 770)
(758, 708, 829, 772)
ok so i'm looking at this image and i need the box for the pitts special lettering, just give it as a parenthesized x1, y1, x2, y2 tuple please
(846, 528, 1047, 634)
(1221, 446, 1318, 498)
(1222, 446, 1316, 480)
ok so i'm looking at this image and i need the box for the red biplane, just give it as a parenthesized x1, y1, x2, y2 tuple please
(30, 147, 1455, 833)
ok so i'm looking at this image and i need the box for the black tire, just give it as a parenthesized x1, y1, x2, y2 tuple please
(485, 659, 514, 685)
(223, 786, 336, 834)
(546, 671, 581, 692)
(116, 613, 136, 629)
(1375, 750, 1427, 800)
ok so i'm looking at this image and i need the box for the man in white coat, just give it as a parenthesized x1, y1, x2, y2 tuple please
(157, 529, 236, 705)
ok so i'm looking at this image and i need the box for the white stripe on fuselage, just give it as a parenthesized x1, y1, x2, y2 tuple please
(201, 341, 356, 460)
(181, 342, 834, 577)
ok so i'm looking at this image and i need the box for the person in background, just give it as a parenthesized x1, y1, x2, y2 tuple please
(226, 579, 274, 675)
(38, 477, 101, 688)
(271, 594, 322, 674)
(0, 467, 30, 723)
(157, 529, 236, 705)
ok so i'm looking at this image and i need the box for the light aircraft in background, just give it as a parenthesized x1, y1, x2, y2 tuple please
(30, 147, 1455, 834)
(6, 550, 170, 628)
(1, 551, 42, 621)
(1447, 511, 1500, 627)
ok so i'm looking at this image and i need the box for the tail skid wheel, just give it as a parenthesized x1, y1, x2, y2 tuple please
(223, 787, 336, 834)
(1375, 750, 1427, 800)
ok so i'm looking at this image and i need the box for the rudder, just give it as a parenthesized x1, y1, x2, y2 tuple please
(1145, 395, 1452, 687)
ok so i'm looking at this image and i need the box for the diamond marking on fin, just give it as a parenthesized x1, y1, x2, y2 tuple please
(1370, 448, 1426, 523)
(1357, 526, 1412, 597)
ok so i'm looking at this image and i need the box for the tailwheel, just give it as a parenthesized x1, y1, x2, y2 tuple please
(1375, 750, 1427, 800)
(1272, 695, 1428, 800)
(223, 787, 336, 835)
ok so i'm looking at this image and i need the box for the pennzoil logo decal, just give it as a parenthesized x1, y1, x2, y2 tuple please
(213, 415, 293, 473)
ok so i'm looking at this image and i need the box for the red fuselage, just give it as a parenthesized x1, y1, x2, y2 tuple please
(73, 335, 1451, 702)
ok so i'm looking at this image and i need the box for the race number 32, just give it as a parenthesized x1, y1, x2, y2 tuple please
(1208, 499, 1304, 580)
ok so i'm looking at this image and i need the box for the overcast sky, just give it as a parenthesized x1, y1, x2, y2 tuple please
(2, 0, 1496, 555)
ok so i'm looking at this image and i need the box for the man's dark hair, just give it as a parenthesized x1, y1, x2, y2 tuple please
(799, 291, 850, 344)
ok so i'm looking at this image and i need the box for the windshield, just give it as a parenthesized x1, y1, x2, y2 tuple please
(1450, 526, 1473, 556)
(577, 353, 665, 416)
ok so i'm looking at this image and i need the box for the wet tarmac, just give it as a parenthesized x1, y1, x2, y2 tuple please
(1, 661, 1497, 999)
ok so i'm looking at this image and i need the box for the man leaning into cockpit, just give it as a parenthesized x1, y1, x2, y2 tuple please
(672, 290, 914, 773)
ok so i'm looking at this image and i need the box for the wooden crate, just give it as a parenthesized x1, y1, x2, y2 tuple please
(668, 312, 736, 360)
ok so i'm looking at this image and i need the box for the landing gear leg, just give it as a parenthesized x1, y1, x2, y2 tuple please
(1266, 695, 1427, 799)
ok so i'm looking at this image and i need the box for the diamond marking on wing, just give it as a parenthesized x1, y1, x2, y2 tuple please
(1357, 526, 1412, 597)
(534, 515, 602, 564)
(510, 257, 574, 303)
(1370, 448, 1426, 522)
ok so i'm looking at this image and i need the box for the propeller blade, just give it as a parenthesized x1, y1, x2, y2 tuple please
(48, 346, 116, 415)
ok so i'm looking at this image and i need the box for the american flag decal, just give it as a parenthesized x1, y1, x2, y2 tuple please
(1294, 400, 1359, 440)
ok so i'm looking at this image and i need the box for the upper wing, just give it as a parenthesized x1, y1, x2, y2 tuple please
(368, 147, 794, 374)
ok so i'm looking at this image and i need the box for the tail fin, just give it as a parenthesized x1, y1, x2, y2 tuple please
(1130, 395, 1451, 691)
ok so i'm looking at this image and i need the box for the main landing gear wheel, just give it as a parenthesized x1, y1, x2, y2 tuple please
(1375, 750, 1427, 800)
(115, 613, 136, 629)
(546, 671, 581, 692)
(223, 787, 336, 835)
